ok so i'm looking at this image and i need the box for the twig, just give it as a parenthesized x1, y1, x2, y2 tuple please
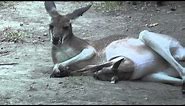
(0, 51, 10, 54)
(0, 63, 18, 65)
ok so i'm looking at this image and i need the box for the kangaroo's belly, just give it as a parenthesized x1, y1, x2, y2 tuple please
(105, 38, 169, 79)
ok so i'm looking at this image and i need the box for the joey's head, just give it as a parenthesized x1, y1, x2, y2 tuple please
(93, 57, 125, 83)
(44, 1, 92, 45)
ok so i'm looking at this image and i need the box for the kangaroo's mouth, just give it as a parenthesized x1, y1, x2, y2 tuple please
(52, 36, 63, 45)
(52, 37, 60, 45)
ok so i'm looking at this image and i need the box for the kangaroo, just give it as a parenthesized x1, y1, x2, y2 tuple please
(44, 1, 185, 94)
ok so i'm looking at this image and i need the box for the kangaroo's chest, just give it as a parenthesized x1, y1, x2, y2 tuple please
(55, 45, 81, 63)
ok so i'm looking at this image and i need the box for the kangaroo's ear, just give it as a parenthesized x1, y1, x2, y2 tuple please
(66, 4, 92, 20)
(111, 58, 124, 70)
(109, 56, 125, 71)
(44, 1, 59, 18)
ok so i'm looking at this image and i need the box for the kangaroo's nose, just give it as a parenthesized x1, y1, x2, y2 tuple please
(52, 37, 59, 45)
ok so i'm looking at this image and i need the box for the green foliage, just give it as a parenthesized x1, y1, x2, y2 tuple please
(2, 27, 25, 43)
(0, 1, 7, 6)
(0, 1, 15, 8)
(93, 1, 124, 12)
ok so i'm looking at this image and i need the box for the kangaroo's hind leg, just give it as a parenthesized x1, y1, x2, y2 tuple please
(170, 40, 185, 61)
(139, 30, 185, 93)
(142, 71, 182, 86)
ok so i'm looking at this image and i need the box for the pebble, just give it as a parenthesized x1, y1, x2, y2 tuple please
(32, 40, 37, 44)
(127, 16, 131, 18)
(20, 23, 24, 26)
(43, 33, 48, 36)
(170, 8, 176, 11)
(58, 82, 63, 84)
(181, 27, 185, 30)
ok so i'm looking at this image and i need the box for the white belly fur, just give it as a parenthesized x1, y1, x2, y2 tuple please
(105, 38, 167, 79)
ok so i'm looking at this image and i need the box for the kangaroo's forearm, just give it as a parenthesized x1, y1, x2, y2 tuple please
(60, 46, 96, 66)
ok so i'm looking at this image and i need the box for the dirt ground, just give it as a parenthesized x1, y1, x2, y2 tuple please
(0, 1, 185, 105)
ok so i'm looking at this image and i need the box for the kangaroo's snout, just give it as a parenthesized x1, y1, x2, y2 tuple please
(52, 36, 60, 45)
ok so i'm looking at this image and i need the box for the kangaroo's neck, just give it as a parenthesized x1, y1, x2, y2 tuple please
(67, 34, 90, 49)
(62, 31, 74, 44)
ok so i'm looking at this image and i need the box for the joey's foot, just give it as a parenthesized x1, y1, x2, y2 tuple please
(110, 76, 119, 84)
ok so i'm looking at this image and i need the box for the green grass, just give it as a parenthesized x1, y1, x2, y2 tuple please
(93, 1, 124, 12)
(0, 1, 15, 8)
(2, 27, 25, 43)
(0, 1, 7, 6)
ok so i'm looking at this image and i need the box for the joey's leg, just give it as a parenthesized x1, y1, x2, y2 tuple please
(142, 72, 182, 86)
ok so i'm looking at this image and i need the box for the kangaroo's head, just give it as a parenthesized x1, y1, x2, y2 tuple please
(44, 1, 92, 45)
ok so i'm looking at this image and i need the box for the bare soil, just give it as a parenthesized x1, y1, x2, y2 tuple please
(0, 1, 185, 105)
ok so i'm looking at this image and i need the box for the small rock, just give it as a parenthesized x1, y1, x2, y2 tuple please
(147, 23, 159, 27)
(127, 16, 131, 18)
(144, 97, 148, 100)
(4, 96, 11, 99)
(156, 8, 160, 11)
(126, 29, 128, 31)
(20, 23, 24, 26)
(46, 84, 49, 87)
(56, 92, 59, 95)
(82, 32, 85, 35)
(58, 82, 63, 84)
(170, 8, 176, 11)
(28, 85, 37, 91)
(32, 82, 36, 84)
(43, 33, 48, 36)
(181, 27, 185, 30)
(32, 40, 37, 44)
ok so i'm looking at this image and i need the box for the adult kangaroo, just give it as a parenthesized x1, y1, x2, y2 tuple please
(44, 1, 185, 94)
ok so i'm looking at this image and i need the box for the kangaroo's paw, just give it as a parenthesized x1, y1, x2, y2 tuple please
(50, 64, 69, 78)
